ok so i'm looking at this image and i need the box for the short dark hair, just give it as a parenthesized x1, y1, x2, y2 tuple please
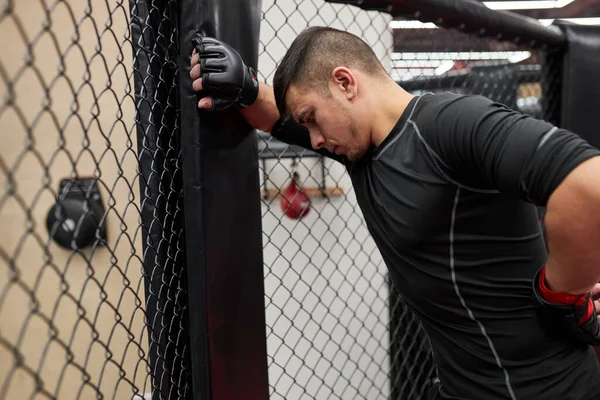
(273, 26, 388, 117)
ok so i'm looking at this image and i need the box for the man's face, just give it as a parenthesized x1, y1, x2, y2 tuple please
(285, 84, 370, 162)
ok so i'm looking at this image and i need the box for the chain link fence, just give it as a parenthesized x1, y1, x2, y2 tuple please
(258, 2, 397, 399)
(257, 1, 560, 399)
(0, 0, 565, 399)
(0, 1, 189, 399)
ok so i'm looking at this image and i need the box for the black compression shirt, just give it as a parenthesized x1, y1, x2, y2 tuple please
(271, 91, 600, 399)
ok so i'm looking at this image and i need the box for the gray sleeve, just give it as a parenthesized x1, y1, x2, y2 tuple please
(419, 93, 600, 206)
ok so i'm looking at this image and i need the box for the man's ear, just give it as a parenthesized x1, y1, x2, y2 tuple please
(331, 67, 357, 100)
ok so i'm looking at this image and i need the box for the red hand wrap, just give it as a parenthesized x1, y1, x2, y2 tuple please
(537, 267, 594, 325)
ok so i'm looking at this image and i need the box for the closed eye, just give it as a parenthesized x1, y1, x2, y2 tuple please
(297, 110, 314, 125)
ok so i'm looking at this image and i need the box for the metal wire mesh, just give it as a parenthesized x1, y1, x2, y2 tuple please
(0, 1, 189, 399)
(391, 20, 560, 122)
(0, 0, 565, 399)
(257, 2, 561, 399)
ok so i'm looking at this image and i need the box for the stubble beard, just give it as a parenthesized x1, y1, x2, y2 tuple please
(346, 117, 365, 162)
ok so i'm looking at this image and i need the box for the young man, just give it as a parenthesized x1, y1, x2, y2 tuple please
(190, 27, 600, 399)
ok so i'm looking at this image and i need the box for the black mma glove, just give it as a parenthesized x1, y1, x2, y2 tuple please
(191, 34, 259, 111)
(532, 265, 600, 346)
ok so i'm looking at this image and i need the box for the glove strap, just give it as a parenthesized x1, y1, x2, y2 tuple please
(237, 66, 259, 108)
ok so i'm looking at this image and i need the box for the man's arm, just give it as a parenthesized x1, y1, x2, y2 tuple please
(420, 93, 600, 294)
(242, 82, 345, 162)
(544, 157, 600, 294)
(238, 82, 280, 133)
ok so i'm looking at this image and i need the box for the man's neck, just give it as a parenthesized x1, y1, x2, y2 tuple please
(370, 84, 414, 148)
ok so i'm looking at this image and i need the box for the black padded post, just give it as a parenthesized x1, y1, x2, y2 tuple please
(179, 0, 269, 399)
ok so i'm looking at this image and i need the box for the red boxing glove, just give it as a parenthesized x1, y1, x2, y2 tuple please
(280, 172, 311, 220)
(532, 266, 600, 346)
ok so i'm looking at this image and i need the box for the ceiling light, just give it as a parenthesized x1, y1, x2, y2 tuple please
(389, 16, 598, 30)
(482, 0, 574, 11)
(392, 51, 532, 61)
(538, 17, 600, 26)
(389, 20, 439, 29)
(434, 61, 456, 76)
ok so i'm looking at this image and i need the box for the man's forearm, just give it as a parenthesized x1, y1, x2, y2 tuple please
(543, 157, 600, 294)
(239, 82, 281, 133)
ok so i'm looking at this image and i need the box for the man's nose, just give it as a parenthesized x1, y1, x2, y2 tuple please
(309, 130, 325, 150)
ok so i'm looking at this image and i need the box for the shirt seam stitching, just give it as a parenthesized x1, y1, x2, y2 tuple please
(373, 93, 430, 160)
(449, 187, 517, 400)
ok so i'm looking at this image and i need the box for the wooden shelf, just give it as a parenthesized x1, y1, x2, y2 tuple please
(261, 186, 344, 200)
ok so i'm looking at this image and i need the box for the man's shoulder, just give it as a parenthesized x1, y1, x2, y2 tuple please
(413, 91, 496, 117)
(410, 91, 515, 140)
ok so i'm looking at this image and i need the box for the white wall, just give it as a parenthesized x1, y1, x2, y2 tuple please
(0, 1, 150, 399)
(257, 2, 394, 399)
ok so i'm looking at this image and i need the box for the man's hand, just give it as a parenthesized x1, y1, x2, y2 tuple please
(190, 34, 259, 111)
(533, 265, 600, 346)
